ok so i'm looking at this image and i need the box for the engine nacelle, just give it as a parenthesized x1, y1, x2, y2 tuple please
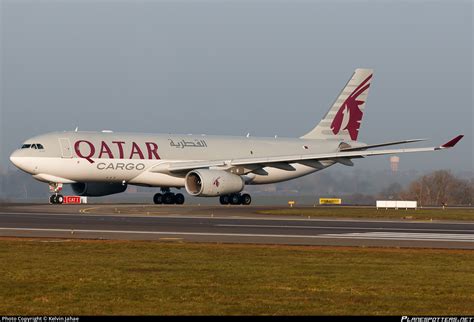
(185, 169, 244, 197)
(71, 182, 127, 197)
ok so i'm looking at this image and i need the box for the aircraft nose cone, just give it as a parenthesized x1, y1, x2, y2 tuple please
(9, 150, 31, 173)
(9, 150, 19, 167)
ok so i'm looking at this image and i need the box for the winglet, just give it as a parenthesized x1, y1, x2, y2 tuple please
(441, 135, 464, 148)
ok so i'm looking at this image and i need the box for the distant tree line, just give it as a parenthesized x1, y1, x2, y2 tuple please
(400, 170, 473, 206)
(379, 170, 473, 206)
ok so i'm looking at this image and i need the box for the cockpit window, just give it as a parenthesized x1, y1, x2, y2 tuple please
(20, 143, 44, 150)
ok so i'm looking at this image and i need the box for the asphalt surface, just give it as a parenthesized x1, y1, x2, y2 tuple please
(0, 204, 473, 249)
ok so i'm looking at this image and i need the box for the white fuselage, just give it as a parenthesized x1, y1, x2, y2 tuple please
(9, 131, 347, 189)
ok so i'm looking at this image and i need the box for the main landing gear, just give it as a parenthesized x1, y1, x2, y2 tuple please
(219, 193, 252, 205)
(153, 188, 185, 205)
(49, 183, 64, 205)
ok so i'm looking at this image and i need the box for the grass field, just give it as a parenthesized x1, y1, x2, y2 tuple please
(0, 239, 473, 315)
(258, 207, 474, 221)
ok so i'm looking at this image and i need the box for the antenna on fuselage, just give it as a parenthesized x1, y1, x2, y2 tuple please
(74, 126, 79, 132)
(246, 133, 250, 138)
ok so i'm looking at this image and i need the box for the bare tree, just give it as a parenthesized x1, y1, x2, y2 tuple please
(400, 170, 473, 206)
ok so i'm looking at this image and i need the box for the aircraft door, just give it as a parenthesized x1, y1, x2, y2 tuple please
(59, 138, 73, 158)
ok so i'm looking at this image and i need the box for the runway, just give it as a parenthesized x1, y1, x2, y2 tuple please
(0, 204, 474, 249)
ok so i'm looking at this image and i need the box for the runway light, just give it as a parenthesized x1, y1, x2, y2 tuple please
(288, 200, 295, 208)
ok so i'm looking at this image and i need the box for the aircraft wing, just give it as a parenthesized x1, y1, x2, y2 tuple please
(151, 135, 463, 174)
(339, 138, 427, 151)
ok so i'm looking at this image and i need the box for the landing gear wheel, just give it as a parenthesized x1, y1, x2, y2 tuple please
(241, 193, 252, 205)
(230, 194, 242, 205)
(153, 193, 163, 204)
(175, 193, 185, 205)
(163, 192, 176, 205)
(50, 195, 63, 205)
(154, 190, 186, 205)
(219, 195, 230, 205)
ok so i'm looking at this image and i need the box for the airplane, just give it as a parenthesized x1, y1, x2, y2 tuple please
(9, 68, 463, 205)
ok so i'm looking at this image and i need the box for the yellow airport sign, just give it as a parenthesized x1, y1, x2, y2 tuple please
(319, 198, 342, 205)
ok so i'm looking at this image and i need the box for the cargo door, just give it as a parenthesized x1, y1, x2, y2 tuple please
(59, 138, 73, 158)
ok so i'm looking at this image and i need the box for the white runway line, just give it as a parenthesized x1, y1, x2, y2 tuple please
(322, 232, 474, 242)
(0, 227, 473, 243)
(215, 224, 474, 233)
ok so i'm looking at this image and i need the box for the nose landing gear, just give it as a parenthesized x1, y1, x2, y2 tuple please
(49, 182, 64, 205)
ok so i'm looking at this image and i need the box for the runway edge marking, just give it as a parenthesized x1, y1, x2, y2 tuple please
(0, 227, 473, 243)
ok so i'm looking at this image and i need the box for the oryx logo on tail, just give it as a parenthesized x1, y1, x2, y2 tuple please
(331, 74, 372, 141)
(300, 68, 373, 141)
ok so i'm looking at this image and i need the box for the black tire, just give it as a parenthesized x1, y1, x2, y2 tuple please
(175, 193, 185, 205)
(56, 195, 64, 204)
(230, 194, 242, 205)
(241, 193, 251, 205)
(163, 193, 175, 205)
(49, 195, 56, 204)
(153, 193, 163, 204)
(219, 195, 230, 205)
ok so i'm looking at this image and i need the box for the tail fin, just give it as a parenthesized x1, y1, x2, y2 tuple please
(301, 68, 374, 141)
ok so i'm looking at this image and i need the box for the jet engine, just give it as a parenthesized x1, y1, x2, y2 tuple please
(71, 182, 127, 197)
(185, 169, 244, 197)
